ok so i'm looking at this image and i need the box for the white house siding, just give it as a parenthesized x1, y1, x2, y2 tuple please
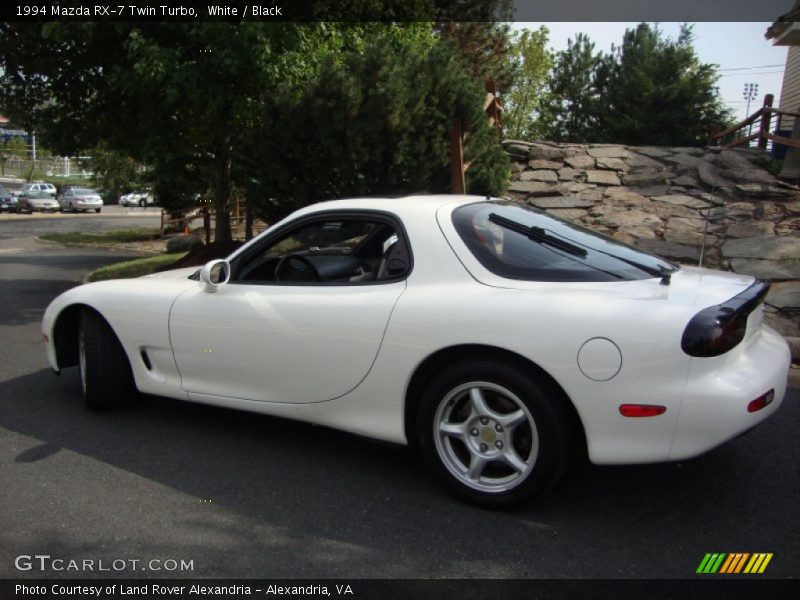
(778, 46, 800, 131)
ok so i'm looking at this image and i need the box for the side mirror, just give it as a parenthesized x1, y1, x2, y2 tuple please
(199, 259, 231, 293)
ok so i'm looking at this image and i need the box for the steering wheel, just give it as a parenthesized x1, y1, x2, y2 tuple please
(274, 254, 321, 282)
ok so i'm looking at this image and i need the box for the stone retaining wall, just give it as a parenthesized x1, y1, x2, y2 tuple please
(502, 140, 800, 361)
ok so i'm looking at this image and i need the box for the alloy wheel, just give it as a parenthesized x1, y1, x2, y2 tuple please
(433, 381, 539, 493)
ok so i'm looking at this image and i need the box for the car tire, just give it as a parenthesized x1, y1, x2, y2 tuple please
(417, 359, 578, 508)
(95, 208, 101, 213)
(139, 199, 146, 208)
(79, 310, 136, 410)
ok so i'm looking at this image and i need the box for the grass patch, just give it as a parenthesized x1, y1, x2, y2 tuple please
(40, 228, 160, 245)
(86, 253, 187, 282)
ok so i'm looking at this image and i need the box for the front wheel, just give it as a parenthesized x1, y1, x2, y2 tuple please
(79, 310, 136, 410)
(95, 208, 101, 213)
(417, 360, 577, 508)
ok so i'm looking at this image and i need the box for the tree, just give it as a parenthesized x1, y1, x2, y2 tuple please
(3, 136, 28, 159)
(503, 27, 553, 140)
(241, 26, 509, 222)
(0, 22, 308, 240)
(542, 33, 602, 143)
(88, 144, 146, 202)
(594, 24, 730, 146)
(435, 0, 516, 90)
(1, 21, 510, 233)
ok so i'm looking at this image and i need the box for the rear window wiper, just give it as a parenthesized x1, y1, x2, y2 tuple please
(489, 213, 587, 258)
(489, 212, 675, 285)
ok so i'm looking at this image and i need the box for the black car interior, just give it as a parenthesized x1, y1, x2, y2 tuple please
(235, 218, 410, 284)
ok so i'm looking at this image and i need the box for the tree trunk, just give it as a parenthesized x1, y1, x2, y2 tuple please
(213, 126, 233, 242)
(245, 196, 254, 241)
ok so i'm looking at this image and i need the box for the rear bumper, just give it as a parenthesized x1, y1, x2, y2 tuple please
(669, 324, 790, 461)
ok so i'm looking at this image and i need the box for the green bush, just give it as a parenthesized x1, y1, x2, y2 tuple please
(245, 27, 509, 221)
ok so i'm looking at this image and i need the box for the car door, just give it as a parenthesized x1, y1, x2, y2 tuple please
(168, 211, 411, 404)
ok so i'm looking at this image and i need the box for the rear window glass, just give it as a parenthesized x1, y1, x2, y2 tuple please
(452, 201, 676, 282)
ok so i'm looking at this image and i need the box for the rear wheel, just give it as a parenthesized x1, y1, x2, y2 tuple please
(417, 360, 577, 507)
(139, 199, 146, 208)
(79, 310, 136, 410)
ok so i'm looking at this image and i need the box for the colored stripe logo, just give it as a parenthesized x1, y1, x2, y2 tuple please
(696, 553, 773, 574)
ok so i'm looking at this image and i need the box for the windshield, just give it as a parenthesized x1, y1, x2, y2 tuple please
(73, 188, 96, 195)
(452, 201, 677, 283)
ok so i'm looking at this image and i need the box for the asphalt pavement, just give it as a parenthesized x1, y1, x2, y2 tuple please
(0, 213, 797, 580)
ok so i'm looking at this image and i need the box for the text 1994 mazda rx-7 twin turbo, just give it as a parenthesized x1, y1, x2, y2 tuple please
(42, 195, 790, 506)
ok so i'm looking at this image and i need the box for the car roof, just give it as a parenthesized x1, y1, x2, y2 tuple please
(294, 194, 490, 219)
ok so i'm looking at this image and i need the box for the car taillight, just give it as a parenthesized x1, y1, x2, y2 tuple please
(681, 280, 769, 358)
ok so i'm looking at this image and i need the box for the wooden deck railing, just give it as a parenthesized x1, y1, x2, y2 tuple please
(707, 93, 800, 150)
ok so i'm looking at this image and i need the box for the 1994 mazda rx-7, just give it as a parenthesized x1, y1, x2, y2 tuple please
(42, 195, 790, 506)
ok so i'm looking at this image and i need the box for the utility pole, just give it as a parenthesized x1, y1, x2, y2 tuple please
(743, 83, 759, 139)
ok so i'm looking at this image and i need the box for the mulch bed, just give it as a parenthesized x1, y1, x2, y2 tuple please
(158, 239, 244, 271)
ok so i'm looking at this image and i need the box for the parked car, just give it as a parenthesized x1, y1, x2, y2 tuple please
(57, 187, 103, 213)
(0, 185, 17, 212)
(17, 190, 60, 213)
(20, 182, 57, 196)
(119, 191, 155, 207)
(41, 195, 790, 507)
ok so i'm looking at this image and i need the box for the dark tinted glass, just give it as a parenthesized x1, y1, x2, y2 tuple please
(452, 201, 676, 282)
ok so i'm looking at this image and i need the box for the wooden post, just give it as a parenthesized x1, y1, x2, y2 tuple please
(245, 200, 253, 241)
(450, 118, 465, 194)
(485, 80, 502, 140)
(706, 124, 722, 147)
(758, 94, 774, 150)
(203, 207, 211, 245)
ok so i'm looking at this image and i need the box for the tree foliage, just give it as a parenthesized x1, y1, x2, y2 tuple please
(88, 143, 146, 202)
(506, 23, 730, 146)
(435, 0, 515, 89)
(543, 33, 602, 143)
(242, 26, 509, 222)
(594, 24, 730, 146)
(0, 21, 511, 236)
(503, 27, 553, 140)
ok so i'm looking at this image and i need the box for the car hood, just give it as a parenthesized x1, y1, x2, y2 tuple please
(140, 266, 199, 281)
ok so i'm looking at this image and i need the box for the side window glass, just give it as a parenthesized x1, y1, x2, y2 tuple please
(235, 217, 409, 285)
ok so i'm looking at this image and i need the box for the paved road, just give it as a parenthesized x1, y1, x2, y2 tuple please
(0, 214, 798, 580)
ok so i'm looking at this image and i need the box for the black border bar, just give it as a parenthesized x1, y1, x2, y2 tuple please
(0, 0, 796, 22)
(2, 579, 800, 600)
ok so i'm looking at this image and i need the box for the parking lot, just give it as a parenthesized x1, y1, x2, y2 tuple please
(0, 204, 161, 220)
(0, 213, 798, 579)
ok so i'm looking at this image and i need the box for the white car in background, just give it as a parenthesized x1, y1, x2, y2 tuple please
(20, 182, 57, 196)
(41, 195, 790, 507)
(57, 187, 103, 213)
(119, 191, 155, 207)
(17, 190, 60, 213)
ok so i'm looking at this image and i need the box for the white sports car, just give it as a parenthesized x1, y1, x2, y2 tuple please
(42, 195, 790, 506)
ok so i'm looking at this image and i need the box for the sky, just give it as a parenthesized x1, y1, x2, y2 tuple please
(515, 22, 788, 122)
